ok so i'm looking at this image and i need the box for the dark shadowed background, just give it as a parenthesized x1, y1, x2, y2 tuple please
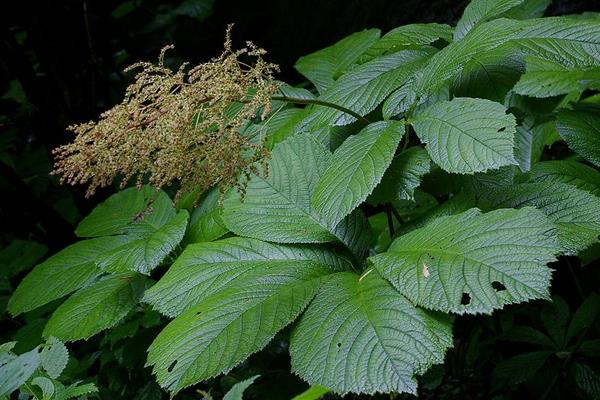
(2, 2, 600, 399)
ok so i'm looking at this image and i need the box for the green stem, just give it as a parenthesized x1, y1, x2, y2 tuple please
(271, 95, 370, 124)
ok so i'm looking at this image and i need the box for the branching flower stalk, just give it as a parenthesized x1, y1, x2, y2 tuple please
(52, 26, 371, 201)
(52, 26, 279, 200)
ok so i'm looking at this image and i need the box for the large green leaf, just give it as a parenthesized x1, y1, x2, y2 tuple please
(481, 182, 600, 254)
(557, 107, 600, 168)
(8, 236, 133, 315)
(298, 49, 435, 132)
(95, 210, 188, 275)
(454, 0, 524, 40)
(521, 160, 600, 196)
(312, 121, 404, 226)
(76, 186, 175, 237)
(513, 56, 600, 98)
(146, 239, 347, 393)
(43, 272, 148, 342)
(362, 23, 452, 61)
(370, 207, 559, 314)
(412, 16, 600, 102)
(222, 135, 371, 259)
(144, 237, 352, 317)
(369, 146, 432, 204)
(411, 97, 517, 174)
(75, 186, 189, 274)
(290, 271, 452, 395)
(295, 29, 381, 93)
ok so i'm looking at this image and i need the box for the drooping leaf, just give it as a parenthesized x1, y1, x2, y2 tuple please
(75, 186, 189, 274)
(144, 237, 351, 317)
(32, 377, 55, 399)
(411, 97, 517, 174)
(76, 186, 175, 237)
(312, 121, 404, 226)
(455, 0, 524, 40)
(481, 182, 600, 254)
(8, 236, 133, 315)
(521, 160, 600, 196)
(146, 240, 347, 393)
(557, 106, 600, 168)
(513, 56, 600, 98)
(223, 375, 260, 400)
(0, 347, 39, 397)
(44, 272, 149, 342)
(370, 207, 559, 314)
(299, 49, 435, 131)
(40, 336, 68, 379)
(363, 23, 453, 61)
(295, 29, 381, 93)
(185, 187, 229, 244)
(290, 271, 452, 395)
(222, 135, 371, 259)
(96, 210, 188, 274)
(412, 17, 600, 101)
(369, 146, 432, 204)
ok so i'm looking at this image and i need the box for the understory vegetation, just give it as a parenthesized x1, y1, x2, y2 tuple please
(2, 0, 600, 398)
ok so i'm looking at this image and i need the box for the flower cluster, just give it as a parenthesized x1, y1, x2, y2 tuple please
(52, 26, 279, 200)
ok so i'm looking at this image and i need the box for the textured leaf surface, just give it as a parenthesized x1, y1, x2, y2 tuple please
(0, 348, 39, 397)
(290, 271, 452, 395)
(454, 0, 524, 40)
(185, 188, 228, 244)
(299, 49, 435, 131)
(222, 135, 371, 258)
(144, 237, 351, 317)
(96, 210, 188, 274)
(223, 375, 259, 400)
(76, 186, 176, 237)
(146, 241, 346, 393)
(513, 56, 600, 98)
(412, 17, 600, 100)
(557, 107, 600, 168)
(75, 186, 188, 274)
(522, 160, 600, 196)
(40, 337, 68, 379)
(295, 29, 380, 93)
(363, 23, 452, 60)
(411, 97, 517, 174)
(312, 121, 404, 226)
(44, 272, 148, 341)
(482, 182, 600, 254)
(370, 208, 559, 314)
(8, 236, 132, 315)
(370, 146, 432, 203)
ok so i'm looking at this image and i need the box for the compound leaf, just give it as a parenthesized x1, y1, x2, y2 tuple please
(290, 271, 452, 395)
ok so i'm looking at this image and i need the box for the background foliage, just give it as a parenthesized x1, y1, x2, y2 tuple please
(2, 0, 600, 399)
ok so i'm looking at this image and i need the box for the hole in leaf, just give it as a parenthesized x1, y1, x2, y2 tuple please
(497, 127, 506, 133)
(168, 360, 177, 372)
(492, 281, 506, 292)
(196, 311, 202, 316)
(337, 343, 341, 348)
(461, 292, 471, 305)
